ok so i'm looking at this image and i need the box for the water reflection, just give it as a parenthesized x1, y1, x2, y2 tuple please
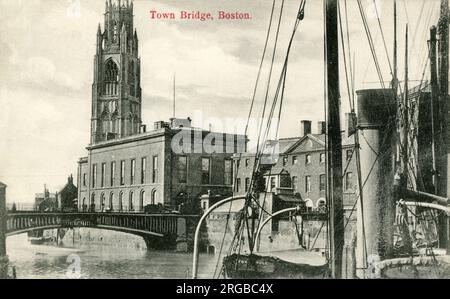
(6, 233, 217, 279)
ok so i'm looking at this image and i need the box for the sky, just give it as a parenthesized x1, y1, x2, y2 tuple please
(0, 0, 443, 203)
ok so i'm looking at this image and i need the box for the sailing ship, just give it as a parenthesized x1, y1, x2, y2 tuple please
(193, 0, 450, 279)
(220, 0, 339, 279)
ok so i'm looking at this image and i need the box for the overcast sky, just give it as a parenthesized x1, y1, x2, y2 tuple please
(0, 0, 442, 203)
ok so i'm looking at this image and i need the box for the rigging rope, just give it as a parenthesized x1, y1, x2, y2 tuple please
(357, 0, 386, 89)
(226, 0, 307, 259)
(214, 0, 277, 277)
(246, 0, 306, 252)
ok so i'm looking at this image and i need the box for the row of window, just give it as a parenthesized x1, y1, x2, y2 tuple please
(82, 189, 158, 212)
(84, 156, 235, 188)
(284, 153, 327, 166)
(235, 172, 355, 193)
(177, 157, 233, 185)
(236, 150, 354, 169)
(83, 156, 158, 188)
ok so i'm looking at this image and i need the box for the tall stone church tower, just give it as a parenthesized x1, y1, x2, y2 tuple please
(91, 0, 142, 144)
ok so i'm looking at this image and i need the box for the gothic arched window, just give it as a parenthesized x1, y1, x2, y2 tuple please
(104, 59, 119, 95)
(105, 59, 119, 82)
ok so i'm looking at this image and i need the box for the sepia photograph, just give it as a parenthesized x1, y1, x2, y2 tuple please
(0, 0, 450, 285)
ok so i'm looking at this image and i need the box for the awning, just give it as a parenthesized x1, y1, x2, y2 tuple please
(276, 194, 303, 202)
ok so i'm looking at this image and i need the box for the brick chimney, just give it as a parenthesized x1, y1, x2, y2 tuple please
(300, 120, 312, 137)
(317, 121, 326, 135)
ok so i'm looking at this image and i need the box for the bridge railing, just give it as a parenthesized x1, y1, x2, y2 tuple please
(5, 212, 197, 237)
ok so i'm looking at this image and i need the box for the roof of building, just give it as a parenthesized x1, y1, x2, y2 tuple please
(87, 127, 169, 150)
(234, 132, 355, 159)
(78, 157, 88, 164)
(88, 126, 247, 151)
(277, 137, 302, 153)
(60, 175, 77, 195)
(283, 134, 325, 153)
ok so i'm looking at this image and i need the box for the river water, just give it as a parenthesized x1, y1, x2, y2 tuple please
(6, 233, 218, 279)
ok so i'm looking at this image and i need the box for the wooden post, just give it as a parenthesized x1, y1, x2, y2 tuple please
(0, 182, 8, 278)
(176, 217, 188, 252)
(325, 0, 344, 279)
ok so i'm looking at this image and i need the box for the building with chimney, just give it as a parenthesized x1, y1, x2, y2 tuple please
(35, 185, 58, 212)
(59, 175, 78, 212)
(233, 117, 358, 211)
(77, 1, 246, 213)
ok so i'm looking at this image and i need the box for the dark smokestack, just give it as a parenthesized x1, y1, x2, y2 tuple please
(317, 121, 326, 135)
(301, 120, 312, 137)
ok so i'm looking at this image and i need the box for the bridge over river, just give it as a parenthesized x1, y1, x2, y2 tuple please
(0, 182, 202, 278)
(5, 211, 199, 249)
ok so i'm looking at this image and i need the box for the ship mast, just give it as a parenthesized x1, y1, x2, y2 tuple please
(402, 25, 409, 190)
(429, 25, 438, 194)
(325, 0, 344, 279)
(438, 0, 450, 252)
(392, 0, 398, 98)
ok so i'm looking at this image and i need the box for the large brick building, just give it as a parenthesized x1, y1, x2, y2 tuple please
(77, 2, 246, 212)
(233, 119, 358, 210)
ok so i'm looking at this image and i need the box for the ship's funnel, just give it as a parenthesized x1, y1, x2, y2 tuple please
(355, 89, 397, 279)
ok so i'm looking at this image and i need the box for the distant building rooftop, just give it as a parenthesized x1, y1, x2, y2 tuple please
(88, 117, 247, 151)
(233, 132, 355, 159)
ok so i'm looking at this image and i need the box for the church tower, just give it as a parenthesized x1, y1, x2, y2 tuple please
(91, 0, 142, 144)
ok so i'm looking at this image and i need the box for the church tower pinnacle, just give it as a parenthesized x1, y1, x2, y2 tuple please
(91, 0, 141, 144)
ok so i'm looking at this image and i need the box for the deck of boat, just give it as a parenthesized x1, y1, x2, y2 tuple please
(257, 249, 327, 266)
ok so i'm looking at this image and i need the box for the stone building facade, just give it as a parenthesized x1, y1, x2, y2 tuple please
(77, 2, 246, 213)
(78, 122, 246, 212)
(233, 119, 358, 210)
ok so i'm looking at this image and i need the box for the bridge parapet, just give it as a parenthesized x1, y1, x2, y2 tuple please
(6, 211, 200, 251)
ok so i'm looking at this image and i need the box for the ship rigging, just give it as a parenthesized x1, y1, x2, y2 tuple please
(192, 0, 450, 279)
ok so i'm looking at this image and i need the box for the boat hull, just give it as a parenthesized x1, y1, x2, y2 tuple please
(223, 254, 329, 279)
(28, 236, 53, 245)
(375, 256, 450, 279)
